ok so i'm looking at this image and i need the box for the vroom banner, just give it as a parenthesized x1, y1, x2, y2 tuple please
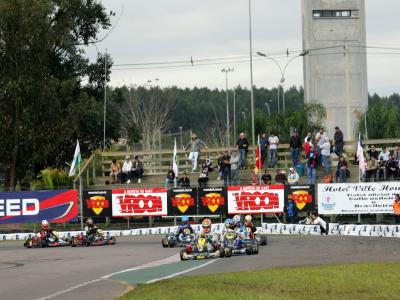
(83, 190, 112, 218)
(112, 188, 168, 217)
(318, 183, 398, 214)
(227, 185, 284, 214)
(0, 190, 78, 224)
(167, 188, 197, 216)
(198, 187, 227, 215)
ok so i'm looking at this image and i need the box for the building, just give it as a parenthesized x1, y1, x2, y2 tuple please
(301, 0, 368, 140)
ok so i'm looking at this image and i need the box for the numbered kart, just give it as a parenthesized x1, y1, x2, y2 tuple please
(24, 233, 71, 248)
(71, 231, 116, 247)
(180, 235, 221, 261)
(162, 233, 196, 248)
(244, 227, 267, 246)
(220, 231, 258, 256)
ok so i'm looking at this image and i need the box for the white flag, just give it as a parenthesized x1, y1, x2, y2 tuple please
(69, 140, 82, 177)
(356, 132, 365, 174)
(173, 138, 179, 176)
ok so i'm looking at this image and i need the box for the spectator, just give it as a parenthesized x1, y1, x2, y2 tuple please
(377, 157, 387, 181)
(165, 165, 176, 188)
(393, 145, 400, 161)
(204, 155, 213, 172)
(132, 156, 144, 184)
(221, 151, 231, 186)
(230, 150, 240, 185)
(304, 131, 312, 143)
(320, 137, 331, 176)
(365, 156, 378, 182)
(184, 133, 208, 172)
(261, 169, 272, 185)
(236, 132, 249, 169)
(198, 162, 209, 187)
(393, 194, 400, 224)
(285, 198, 298, 224)
(268, 132, 279, 168)
(121, 156, 132, 184)
(387, 155, 398, 180)
(367, 145, 379, 160)
(217, 152, 223, 180)
(260, 133, 269, 167)
(336, 156, 349, 183)
(177, 172, 191, 187)
(378, 146, 390, 162)
(311, 211, 328, 235)
(287, 167, 299, 185)
(275, 169, 287, 184)
(303, 137, 312, 159)
(306, 146, 318, 184)
(333, 126, 344, 157)
(315, 128, 327, 165)
(289, 131, 302, 167)
(110, 159, 121, 184)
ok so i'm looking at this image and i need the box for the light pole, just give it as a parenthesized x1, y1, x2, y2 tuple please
(222, 67, 234, 147)
(179, 126, 183, 149)
(256, 50, 309, 112)
(233, 89, 236, 142)
(248, 0, 255, 146)
(103, 48, 107, 151)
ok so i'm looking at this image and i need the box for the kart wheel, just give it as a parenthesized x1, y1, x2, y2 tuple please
(219, 248, 225, 258)
(180, 249, 186, 261)
(110, 237, 116, 245)
(252, 245, 259, 255)
(168, 240, 176, 248)
(71, 237, 77, 247)
(246, 244, 253, 255)
(25, 240, 33, 248)
(260, 235, 267, 246)
(162, 238, 169, 248)
(224, 247, 232, 258)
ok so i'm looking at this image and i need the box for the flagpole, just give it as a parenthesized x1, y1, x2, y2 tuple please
(258, 135, 262, 185)
(79, 163, 83, 230)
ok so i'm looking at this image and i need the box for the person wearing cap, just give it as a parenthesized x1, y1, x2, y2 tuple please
(184, 133, 208, 172)
(333, 126, 344, 157)
(287, 167, 299, 185)
(393, 194, 400, 224)
(121, 156, 132, 184)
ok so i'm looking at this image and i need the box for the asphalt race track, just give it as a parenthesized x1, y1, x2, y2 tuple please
(1, 235, 399, 300)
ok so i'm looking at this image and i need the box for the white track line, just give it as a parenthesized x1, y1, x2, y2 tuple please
(146, 259, 217, 283)
(36, 253, 215, 300)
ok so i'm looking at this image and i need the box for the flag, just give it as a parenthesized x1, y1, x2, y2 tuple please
(254, 135, 262, 175)
(69, 140, 81, 177)
(356, 132, 365, 174)
(173, 138, 179, 176)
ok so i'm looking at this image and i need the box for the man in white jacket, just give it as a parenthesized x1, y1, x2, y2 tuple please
(320, 137, 331, 176)
(287, 167, 299, 185)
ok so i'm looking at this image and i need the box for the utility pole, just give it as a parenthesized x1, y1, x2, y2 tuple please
(233, 89, 236, 142)
(248, 0, 255, 146)
(103, 48, 107, 151)
(222, 68, 234, 147)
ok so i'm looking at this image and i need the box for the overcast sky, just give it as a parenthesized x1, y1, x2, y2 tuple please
(89, 0, 400, 96)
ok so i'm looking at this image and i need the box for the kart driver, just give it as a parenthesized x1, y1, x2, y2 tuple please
(85, 218, 103, 241)
(243, 215, 257, 239)
(175, 216, 194, 240)
(221, 216, 246, 247)
(200, 218, 220, 248)
(38, 220, 59, 242)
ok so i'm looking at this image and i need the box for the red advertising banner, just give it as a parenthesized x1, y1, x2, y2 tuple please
(111, 188, 168, 217)
(227, 185, 284, 214)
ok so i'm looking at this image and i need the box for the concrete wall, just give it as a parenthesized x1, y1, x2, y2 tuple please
(301, 0, 368, 139)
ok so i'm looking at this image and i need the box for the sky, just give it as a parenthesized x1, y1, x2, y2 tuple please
(88, 0, 400, 96)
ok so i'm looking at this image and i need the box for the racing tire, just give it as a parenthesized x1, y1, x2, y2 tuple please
(223, 247, 232, 258)
(162, 238, 169, 248)
(252, 245, 259, 255)
(71, 237, 77, 247)
(180, 249, 186, 261)
(260, 235, 267, 246)
(246, 244, 253, 255)
(219, 248, 224, 258)
(168, 239, 176, 248)
(110, 237, 116, 245)
(25, 239, 33, 248)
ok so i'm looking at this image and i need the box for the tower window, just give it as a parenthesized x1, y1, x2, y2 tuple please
(313, 10, 352, 18)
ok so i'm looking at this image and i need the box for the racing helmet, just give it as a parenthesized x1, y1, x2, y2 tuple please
(201, 218, 212, 234)
(41, 220, 49, 230)
(224, 218, 232, 228)
(232, 215, 241, 225)
(244, 215, 252, 223)
(86, 217, 94, 227)
(181, 216, 189, 224)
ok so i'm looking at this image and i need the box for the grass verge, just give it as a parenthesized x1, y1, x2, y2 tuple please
(116, 262, 400, 300)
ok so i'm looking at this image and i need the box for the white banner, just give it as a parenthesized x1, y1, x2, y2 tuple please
(227, 185, 284, 214)
(112, 188, 168, 217)
(318, 183, 398, 214)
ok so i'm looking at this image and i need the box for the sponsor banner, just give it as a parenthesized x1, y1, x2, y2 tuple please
(0, 190, 78, 224)
(318, 183, 399, 215)
(112, 188, 168, 217)
(167, 188, 197, 216)
(284, 185, 315, 212)
(83, 190, 112, 217)
(198, 187, 228, 215)
(227, 185, 284, 214)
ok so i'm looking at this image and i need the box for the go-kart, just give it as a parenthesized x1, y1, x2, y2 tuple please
(24, 232, 71, 248)
(162, 232, 196, 248)
(180, 234, 221, 260)
(71, 230, 116, 247)
(220, 230, 258, 257)
(244, 227, 268, 246)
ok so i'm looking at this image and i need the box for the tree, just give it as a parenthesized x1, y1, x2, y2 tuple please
(0, 0, 116, 189)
